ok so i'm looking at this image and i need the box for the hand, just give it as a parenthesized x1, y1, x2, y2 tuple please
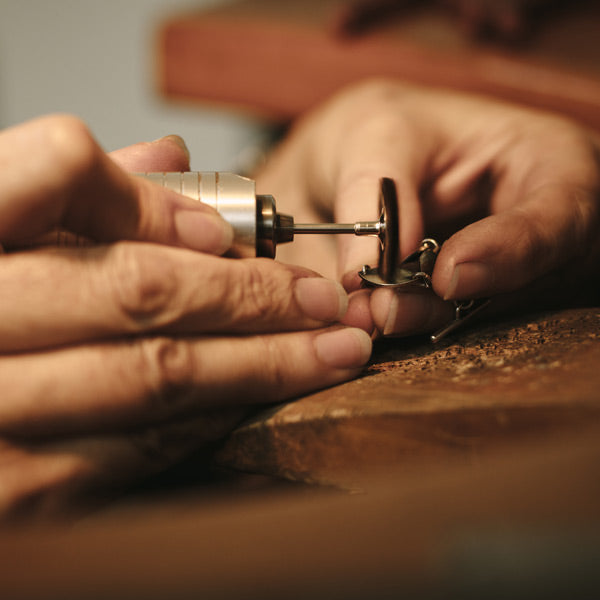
(0, 115, 371, 520)
(256, 79, 600, 336)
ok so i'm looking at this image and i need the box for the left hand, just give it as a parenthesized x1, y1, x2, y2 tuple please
(0, 118, 370, 521)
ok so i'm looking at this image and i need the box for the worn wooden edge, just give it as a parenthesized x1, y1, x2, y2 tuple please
(1, 425, 599, 599)
(215, 308, 600, 486)
(216, 406, 600, 487)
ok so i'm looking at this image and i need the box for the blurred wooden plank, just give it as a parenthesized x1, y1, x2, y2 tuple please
(159, 0, 600, 129)
(215, 308, 600, 486)
(1, 426, 599, 599)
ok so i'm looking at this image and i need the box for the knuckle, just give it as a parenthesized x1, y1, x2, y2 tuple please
(347, 77, 400, 104)
(106, 243, 180, 329)
(249, 335, 290, 400)
(42, 115, 100, 183)
(514, 208, 572, 280)
(518, 182, 598, 269)
(240, 263, 277, 319)
(334, 79, 410, 138)
(136, 337, 197, 407)
(512, 211, 549, 267)
(228, 260, 294, 326)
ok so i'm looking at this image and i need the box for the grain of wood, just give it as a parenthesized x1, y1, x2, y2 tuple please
(216, 308, 600, 486)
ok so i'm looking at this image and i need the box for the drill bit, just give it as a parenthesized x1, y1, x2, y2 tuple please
(285, 222, 383, 236)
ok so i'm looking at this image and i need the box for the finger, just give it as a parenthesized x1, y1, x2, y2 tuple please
(0, 328, 372, 435)
(108, 134, 190, 172)
(0, 115, 232, 254)
(0, 245, 349, 352)
(334, 142, 426, 289)
(341, 289, 376, 335)
(307, 84, 434, 288)
(369, 287, 455, 337)
(3, 135, 193, 251)
(433, 182, 599, 300)
(0, 411, 243, 521)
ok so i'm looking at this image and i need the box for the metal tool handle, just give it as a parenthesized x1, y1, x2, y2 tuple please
(138, 171, 381, 259)
(139, 171, 276, 258)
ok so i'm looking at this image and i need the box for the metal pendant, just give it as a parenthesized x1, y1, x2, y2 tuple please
(358, 178, 441, 289)
(357, 178, 490, 343)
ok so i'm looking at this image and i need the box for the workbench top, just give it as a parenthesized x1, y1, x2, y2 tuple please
(216, 307, 600, 486)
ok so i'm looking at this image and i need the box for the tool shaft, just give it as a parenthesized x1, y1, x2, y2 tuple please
(290, 222, 381, 235)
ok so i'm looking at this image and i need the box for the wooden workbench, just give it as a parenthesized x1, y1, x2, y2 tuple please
(0, 308, 598, 598)
(155, 1, 600, 488)
(1, 417, 599, 599)
(159, 0, 600, 130)
(216, 307, 600, 487)
(1, 9, 598, 596)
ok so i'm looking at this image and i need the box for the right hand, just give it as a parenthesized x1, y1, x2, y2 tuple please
(0, 115, 371, 520)
(257, 79, 599, 338)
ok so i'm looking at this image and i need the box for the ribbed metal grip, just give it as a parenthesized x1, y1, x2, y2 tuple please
(139, 171, 261, 257)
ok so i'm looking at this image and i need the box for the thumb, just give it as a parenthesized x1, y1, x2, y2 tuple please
(0, 115, 233, 255)
(433, 184, 598, 300)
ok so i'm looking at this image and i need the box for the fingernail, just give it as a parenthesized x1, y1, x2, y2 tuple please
(341, 267, 364, 292)
(444, 261, 494, 300)
(342, 289, 375, 335)
(174, 210, 233, 255)
(314, 328, 372, 369)
(294, 277, 348, 321)
(382, 291, 400, 336)
(155, 134, 190, 161)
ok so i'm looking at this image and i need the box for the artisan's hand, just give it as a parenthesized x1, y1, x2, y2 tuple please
(257, 80, 600, 336)
(0, 116, 371, 520)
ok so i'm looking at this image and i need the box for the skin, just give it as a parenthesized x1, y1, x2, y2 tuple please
(3, 80, 598, 519)
(0, 115, 372, 521)
(256, 79, 600, 338)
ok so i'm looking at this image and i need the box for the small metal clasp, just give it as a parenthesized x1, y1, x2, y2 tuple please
(430, 298, 492, 343)
(359, 238, 440, 290)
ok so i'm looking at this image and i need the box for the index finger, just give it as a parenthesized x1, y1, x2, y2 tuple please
(0, 115, 233, 255)
(304, 83, 432, 287)
(0, 244, 350, 353)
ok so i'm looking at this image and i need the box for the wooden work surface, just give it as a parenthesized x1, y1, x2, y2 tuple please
(159, 0, 600, 130)
(216, 307, 600, 487)
(1, 308, 599, 597)
(1, 423, 599, 599)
